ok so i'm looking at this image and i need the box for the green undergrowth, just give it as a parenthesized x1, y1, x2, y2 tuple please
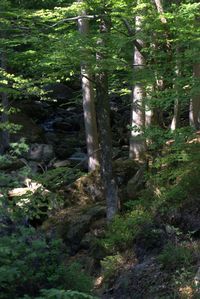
(158, 242, 194, 271)
(101, 142, 200, 253)
(0, 225, 93, 299)
(100, 207, 152, 253)
(98, 140, 200, 291)
(34, 167, 85, 191)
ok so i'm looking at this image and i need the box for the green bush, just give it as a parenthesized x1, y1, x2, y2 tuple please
(101, 254, 123, 281)
(158, 243, 193, 271)
(101, 207, 152, 252)
(35, 167, 84, 191)
(0, 226, 93, 299)
(10, 187, 58, 222)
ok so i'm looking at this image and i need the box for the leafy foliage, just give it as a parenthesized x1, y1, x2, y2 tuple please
(0, 226, 93, 299)
(101, 207, 152, 252)
(158, 243, 193, 271)
(35, 167, 84, 191)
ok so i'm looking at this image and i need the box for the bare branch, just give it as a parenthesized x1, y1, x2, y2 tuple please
(50, 15, 98, 28)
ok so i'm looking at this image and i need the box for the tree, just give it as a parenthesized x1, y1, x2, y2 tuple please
(96, 12, 119, 221)
(0, 51, 9, 154)
(190, 64, 200, 130)
(129, 10, 146, 160)
(0, 1, 10, 154)
(78, 0, 100, 171)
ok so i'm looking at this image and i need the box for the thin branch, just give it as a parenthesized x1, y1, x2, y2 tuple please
(50, 15, 99, 28)
(122, 18, 134, 35)
(121, 18, 145, 55)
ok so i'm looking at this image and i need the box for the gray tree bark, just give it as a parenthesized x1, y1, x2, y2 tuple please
(96, 16, 118, 221)
(190, 63, 200, 130)
(0, 50, 9, 154)
(129, 14, 146, 160)
(78, 0, 99, 171)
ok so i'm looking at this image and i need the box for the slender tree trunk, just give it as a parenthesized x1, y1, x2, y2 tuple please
(0, 50, 9, 154)
(171, 60, 181, 131)
(96, 17, 118, 221)
(154, 0, 166, 23)
(129, 15, 146, 160)
(190, 63, 200, 130)
(78, 0, 99, 171)
(171, 99, 180, 130)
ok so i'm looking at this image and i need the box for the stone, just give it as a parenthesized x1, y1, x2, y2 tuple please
(52, 160, 70, 168)
(126, 164, 146, 199)
(60, 205, 106, 254)
(26, 143, 54, 162)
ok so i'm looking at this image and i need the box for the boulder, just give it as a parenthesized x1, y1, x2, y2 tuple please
(126, 164, 146, 199)
(26, 143, 54, 162)
(60, 204, 106, 254)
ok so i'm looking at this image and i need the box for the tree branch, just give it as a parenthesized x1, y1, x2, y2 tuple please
(50, 15, 99, 28)
(121, 18, 145, 55)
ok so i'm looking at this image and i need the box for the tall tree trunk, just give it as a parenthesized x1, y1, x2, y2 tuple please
(78, 0, 99, 171)
(171, 99, 180, 130)
(190, 63, 200, 130)
(0, 50, 9, 154)
(171, 59, 181, 131)
(96, 17, 118, 221)
(129, 15, 146, 160)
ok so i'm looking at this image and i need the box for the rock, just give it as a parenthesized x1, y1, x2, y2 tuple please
(66, 170, 104, 204)
(52, 160, 70, 168)
(126, 164, 146, 199)
(102, 257, 170, 299)
(26, 143, 54, 162)
(68, 150, 88, 169)
(60, 204, 106, 254)
(113, 159, 139, 186)
(134, 224, 168, 261)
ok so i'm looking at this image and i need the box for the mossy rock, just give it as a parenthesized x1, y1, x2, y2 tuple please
(42, 204, 106, 255)
(64, 170, 104, 206)
(60, 204, 106, 254)
(113, 159, 139, 186)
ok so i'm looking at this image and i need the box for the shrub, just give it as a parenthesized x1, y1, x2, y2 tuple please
(0, 226, 93, 299)
(101, 254, 124, 282)
(35, 167, 84, 191)
(158, 243, 193, 271)
(101, 207, 152, 252)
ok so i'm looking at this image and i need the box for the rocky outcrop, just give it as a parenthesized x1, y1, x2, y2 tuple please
(102, 257, 170, 299)
(60, 205, 106, 254)
(26, 143, 54, 163)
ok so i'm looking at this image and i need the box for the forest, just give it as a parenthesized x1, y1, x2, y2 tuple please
(0, 0, 200, 298)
